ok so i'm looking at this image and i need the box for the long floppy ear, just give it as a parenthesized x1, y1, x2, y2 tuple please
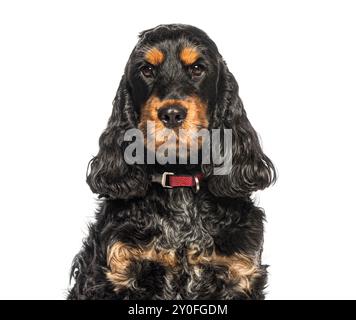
(86, 75, 148, 199)
(203, 60, 276, 197)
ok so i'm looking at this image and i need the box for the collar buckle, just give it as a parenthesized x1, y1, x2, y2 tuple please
(161, 172, 174, 188)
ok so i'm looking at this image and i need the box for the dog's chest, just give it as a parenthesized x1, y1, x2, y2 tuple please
(152, 191, 214, 251)
(106, 192, 264, 299)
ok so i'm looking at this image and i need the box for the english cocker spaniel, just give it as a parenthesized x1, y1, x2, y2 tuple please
(68, 24, 275, 300)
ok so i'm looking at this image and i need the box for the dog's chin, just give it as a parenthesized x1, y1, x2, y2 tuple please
(146, 127, 205, 148)
(146, 141, 201, 164)
(145, 131, 204, 157)
(146, 141, 196, 159)
(141, 125, 208, 166)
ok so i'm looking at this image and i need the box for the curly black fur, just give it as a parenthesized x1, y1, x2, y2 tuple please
(68, 24, 275, 300)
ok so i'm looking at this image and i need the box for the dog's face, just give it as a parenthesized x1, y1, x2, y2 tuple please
(126, 28, 220, 150)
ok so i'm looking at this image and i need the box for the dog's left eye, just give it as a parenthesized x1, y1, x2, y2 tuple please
(189, 64, 205, 78)
(140, 65, 155, 78)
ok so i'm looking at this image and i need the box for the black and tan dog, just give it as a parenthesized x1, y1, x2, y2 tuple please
(68, 24, 275, 300)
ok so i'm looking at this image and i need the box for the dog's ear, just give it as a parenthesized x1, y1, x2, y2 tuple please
(202, 60, 276, 197)
(86, 75, 148, 199)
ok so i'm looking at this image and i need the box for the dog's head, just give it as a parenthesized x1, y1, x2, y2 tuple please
(87, 24, 275, 199)
(131, 26, 219, 151)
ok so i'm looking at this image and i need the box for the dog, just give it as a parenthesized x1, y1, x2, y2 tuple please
(68, 24, 275, 300)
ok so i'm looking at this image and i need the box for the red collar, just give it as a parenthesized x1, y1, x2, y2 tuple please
(151, 172, 204, 192)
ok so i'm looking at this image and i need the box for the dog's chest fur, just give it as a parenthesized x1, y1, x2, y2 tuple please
(154, 189, 213, 250)
(101, 187, 266, 299)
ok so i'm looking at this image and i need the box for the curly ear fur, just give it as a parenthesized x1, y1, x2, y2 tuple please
(203, 60, 276, 197)
(86, 76, 149, 199)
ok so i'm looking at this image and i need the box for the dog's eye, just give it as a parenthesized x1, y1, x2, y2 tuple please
(140, 65, 155, 78)
(190, 64, 205, 78)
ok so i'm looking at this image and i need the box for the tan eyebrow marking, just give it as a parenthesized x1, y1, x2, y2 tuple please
(145, 47, 165, 65)
(180, 47, 200, 65)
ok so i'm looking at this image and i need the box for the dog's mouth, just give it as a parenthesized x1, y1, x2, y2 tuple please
(138, 95, 209, 152)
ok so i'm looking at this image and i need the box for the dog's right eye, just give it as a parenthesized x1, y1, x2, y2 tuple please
(140, 65, 155, 78)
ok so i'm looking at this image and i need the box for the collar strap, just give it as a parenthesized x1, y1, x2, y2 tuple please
(151, 172, 204, 192)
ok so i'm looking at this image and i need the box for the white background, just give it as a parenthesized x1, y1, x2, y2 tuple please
(0, 0, 355, 300)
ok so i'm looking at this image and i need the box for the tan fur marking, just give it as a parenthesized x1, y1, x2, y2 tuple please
(187, 247, 261, 293)
(106, 241, 177, 290)
(145, 47, 165, 65)
(180, 47, 200, 65)
(138, 95, 209, 151)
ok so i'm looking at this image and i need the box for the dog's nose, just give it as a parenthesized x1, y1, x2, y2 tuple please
(158, 105, 187, 128)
